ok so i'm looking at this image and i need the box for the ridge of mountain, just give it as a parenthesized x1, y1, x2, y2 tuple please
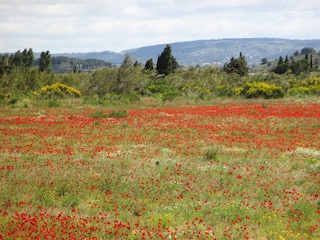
(51, 38, 320, 66)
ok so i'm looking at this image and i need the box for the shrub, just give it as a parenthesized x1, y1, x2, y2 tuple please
(309, 85, 320, 95)
(203, 147, 219, 161)
(287, 77, 320, 96)
(288, 86, 310, 96)
(89, 111, 108, 118)
(89, 110, 129, 118)
(45, 99, 61, 108)
(108, 110, 129, 118)
(82, 95, 105, 105)
(242, 82, 284, 99)
(40, 82, 81, 99)
(161, 91, 181, 102)
(214, 85, 234, 97)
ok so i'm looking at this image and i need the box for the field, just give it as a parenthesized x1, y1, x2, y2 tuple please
(0, 99, 320, 239)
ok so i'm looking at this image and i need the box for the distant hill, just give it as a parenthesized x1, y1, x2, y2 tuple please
(47, 38, 320, 67)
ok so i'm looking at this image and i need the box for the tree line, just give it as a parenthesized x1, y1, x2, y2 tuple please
(261, 47, 319, 75)
(1, 44, 320, 106)
(0, 49, 50, 76)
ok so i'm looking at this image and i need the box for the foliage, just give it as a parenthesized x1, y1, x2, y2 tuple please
(301, 47, 315, 55)
(242, 82, 284, 99)
(145, 58, 154, 71)
(2, 46, 320, 104)
(39, 51, 52, 73)
(87, 55, 148, 98)
(273, 56, 290, 74)
(288, 77, 320, 96)
(290, 58, 310, 75)
(50, 56, 112, 73)
(0, 67, 41, 96)
(89, 110, 129, 118)
(156, 44, 178, 75)
(0, 48, 34, 76)
(273, 53, 312, 75)
(203, 146, 219, 161)
(108, 110, 129, 118)
(223, 52, 249, 76)
(161, 91, 181, 102)
(261, 57, 268, 65)
(44, 99, 61, 108)
(40, 82, 81, 99)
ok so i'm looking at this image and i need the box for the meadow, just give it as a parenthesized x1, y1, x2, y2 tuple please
(0, 99, 319, 239)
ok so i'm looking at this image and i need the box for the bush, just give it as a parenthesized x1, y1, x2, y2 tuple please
(287, 77, 320, 96)
(82, 95, 105, 105)
(45, 99, 61, 108)
(214, 85, 234, 97)
(288, 86, 310, 96)
(203, 146, 219, 161)
(108, 110, 129, 118)
(242, 82, 284, 99)
(161, 91, 181, 102)
(40, 82, 81, 99)
(89, 110, 129, 118)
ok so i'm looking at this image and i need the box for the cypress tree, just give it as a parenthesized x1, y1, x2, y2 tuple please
(27, 48, 34, 67)
(156, 44, 177, 75)
(39, 51, 52, 73)
(223, 52, 249, 76)
(145, 58, 154, 70)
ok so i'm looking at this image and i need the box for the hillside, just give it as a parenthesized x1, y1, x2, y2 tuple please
(48, 38, 320, 67)
(125, 38, 298, 66)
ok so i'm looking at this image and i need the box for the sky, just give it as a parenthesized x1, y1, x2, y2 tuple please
(1, 0, 320, 53)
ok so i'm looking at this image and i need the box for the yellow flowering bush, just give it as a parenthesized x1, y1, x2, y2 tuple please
(243, 82, 284, 99)
(288, 77, 320, 96)
(40, 82, 81, 99)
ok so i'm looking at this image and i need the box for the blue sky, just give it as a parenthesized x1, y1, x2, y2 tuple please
(1, 0, 319, 53)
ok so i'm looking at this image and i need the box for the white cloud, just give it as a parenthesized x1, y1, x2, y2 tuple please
(0, 0, 319, 53)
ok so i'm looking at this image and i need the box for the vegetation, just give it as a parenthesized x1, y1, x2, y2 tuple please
(0, 45, 320, 108)
(50, 56, 112, 73)
(39, 82, 81, 99)
(39, 51, 52, 73)
(223, 52, 249, 76)
(156, 44, 178, 75)
(0, 100, 320, 239)
(144, 58, 154, 71)
(1, 44, 320, 239)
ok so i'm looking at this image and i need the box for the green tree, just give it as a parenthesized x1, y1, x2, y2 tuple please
(261, 58, 268, 65)
(113, 53, 145, 95)
(290, 57, 310, 75)
(39, 51, 52, 72)
(27, 48, 34, 67)
(293, 50, 300, 56)
(223, 52, 249, 76)
(133, 61, 141, 67)
(0, 54, 10, 76)
(145, 58, 154, 70)
(21, 48, 34, 68)
(156, 44, 178, 75)
(11, 50, 23, 68)
(273, 56, 290, 74)
(120, 53, 133, 69)
(301, 47, 315, 55)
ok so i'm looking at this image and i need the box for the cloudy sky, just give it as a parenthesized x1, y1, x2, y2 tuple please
(1, 0, 319, 53)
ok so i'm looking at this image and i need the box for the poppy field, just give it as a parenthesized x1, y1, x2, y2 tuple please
(0, 99, 320, 239)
